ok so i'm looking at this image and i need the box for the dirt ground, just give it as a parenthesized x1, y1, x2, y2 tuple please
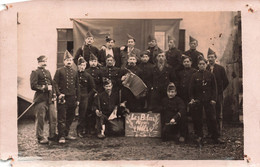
(18, 119, 244, 161)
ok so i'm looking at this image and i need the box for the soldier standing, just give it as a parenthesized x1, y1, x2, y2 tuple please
(146, 35, 163, 64)
(73, 31, 100, 66)
(165, 36, 182, 71)
(30, 55, 57, 144)
(206, 48, 229, 135)
(183, 36, 204, 69)
(76, 57, 95, 138)
(53, 50, 80, 143)
(189, 58, 224, 145)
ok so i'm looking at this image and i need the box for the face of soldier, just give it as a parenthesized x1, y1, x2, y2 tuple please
(148, 40, 157, 48)
(78, 62, 86, 72)
(167, 90, 177, 99)
(207, 54, 216, 65)
(189, 41, 198, 50)
(168, 40, 176, 49)
(157, 53, 166, 64)
(38, 59, 47, 68)
(128, 56, 137, 66)
(85, 37, 94, 45)
(127, 39, 135, 48)
(198, 60, 207, 71)
(106, 40, 115, 49)
(141, 54, 149, 63)
(89, 60, 98, 67)
(106, 57, 115, 67)
(64, 58, 73, 67)
(104, 83, 113, 93)
(183, 58, 192, 68)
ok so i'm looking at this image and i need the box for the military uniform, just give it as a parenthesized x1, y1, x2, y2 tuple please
(189, 70, 220, 139)
(86, 67, 103, 93)
(206, 63, 229, 133)
(183, 49, 204, 69)
(100, 66, 122, 91)
(73, 44, 99, 65)
(121, 65, 142, 112)
(30, 67, 57, 141)
(149, 65, 176, 110)
(99, 47, 121, 68)
(176, 67, 198, 104)
(120, 46, 141, 68)
(165, 47, 182, 71)
(76, 70, 95, 135)
(53, 66, 80, 138)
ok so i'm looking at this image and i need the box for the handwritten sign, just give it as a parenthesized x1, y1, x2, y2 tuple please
(125, 113, 161, 137)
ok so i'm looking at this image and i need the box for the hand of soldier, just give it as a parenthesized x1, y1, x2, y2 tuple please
(59, 94, 65, 99)
(189, 99, 195, 104)
(170, 118, 176, 124)
(210, 100, 216, 105)
(147, 111, 153, 114)
(95, 110, 102, 117)
(76, 101, 80, 106)
(120, 101, 127, 108)
(47, 85, 52, 91)
(101, 45, 106, 50)
(121, 75, 127, 81)
(120, 46, 125, 51)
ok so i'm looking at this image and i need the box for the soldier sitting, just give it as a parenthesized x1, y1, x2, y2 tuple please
(159, 83, 187, 143)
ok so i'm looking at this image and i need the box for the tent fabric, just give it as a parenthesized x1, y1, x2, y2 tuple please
(72, 19, 181, 55)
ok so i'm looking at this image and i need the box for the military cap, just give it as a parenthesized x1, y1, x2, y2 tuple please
(168, 35, 176, 42)
(63, 50, 73, 60)
(207, 48, 216, 56)
(167, 82, 176, 91)
(102, 77, 112, 86)
(106, 54, 114, 60)
(189, 36, 197, 43)
(140, 50, 150, 57)
(198, 57, 208, 63)
(105, 35, 115, 42)
(85, 31, 94, 38)
(127, 33, 135, 42)
(148, 35, 156, 42)
(37, 55, 47, 62)
(78, 57, 86, 65)
(89, 53, 98, 61)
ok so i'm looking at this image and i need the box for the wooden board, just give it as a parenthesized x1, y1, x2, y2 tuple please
(125, 113, 161, 137)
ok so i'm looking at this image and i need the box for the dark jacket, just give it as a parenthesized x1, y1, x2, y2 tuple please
(120, 46, 141, 68)
(99, 47, 121, 68)
(183, 49, 204, 69)
(100, 66, 123, 90)
(189, 70, 217, 102)
(53, 66, 80, 101)
(147, 45, 163, 64)
(78, 70, 95, 96)
(137, 62, 155, 89)
(74, 44, 100, 65)
(165, 47, 182, 71)
(176, 67, 198, 103)
(30, 67, 56, 103)
(86, 67, 103, 93)
(206, 64, 229, 95)
(93, 90, 119, 116)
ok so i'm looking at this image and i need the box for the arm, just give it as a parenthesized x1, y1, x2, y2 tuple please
(88, 74, 96, 94)
(75, 72, 80, 102)
(189, 74, 195, 101)
(30, 70, 47, 92)
(73, 47, 83, 65)
(211, 73, 217, 102)
(53, 69, 61, 96)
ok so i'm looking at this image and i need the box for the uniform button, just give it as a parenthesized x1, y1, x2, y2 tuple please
(203, 91, 205, 93)
(109, 74, 111, 76)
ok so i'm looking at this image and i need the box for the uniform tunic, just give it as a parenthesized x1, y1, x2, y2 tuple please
(120, 46, 141, 68)
(183, 49, 204, 69)
(147, 45, 163, 64)
(99, 47, 121, 67)
(86, 67, 103, 93)
(74, 44, 100, 65)
(165, 47, 182, 71)
(100, 66, 122, 91)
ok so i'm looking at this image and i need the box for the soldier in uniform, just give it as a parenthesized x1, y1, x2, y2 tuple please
(85, 53, 103, 135)
(146, 35, 163, 64)
(30, 55, 57, 144)
(93, 79, 120, 139)
(149, 51, 176, 112)
(120, 34, 141, 68)
(73, 31, 100, 66)
(99, 36, 121, 67)
(137, 50, 155, 110)
(189, 57, 224, 145)
(121, 54, 142, 112)
(165, 36, 182, 71)
(206, 48, 229, 135)
(100, 54, 122, 93)
(76, 57, 95, 138)
(183, 36, 204, 69)
(53, 50, 80, 143)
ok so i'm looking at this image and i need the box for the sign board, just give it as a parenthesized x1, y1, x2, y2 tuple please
(125, 113, 161, 137)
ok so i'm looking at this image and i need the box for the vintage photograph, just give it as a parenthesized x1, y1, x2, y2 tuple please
(16, 8, 243, 161)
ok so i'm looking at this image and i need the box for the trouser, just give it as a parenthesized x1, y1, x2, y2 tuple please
(95, 114, 108, 133)
(57, 95, 77, 138)
(149, 87, 167, 110)
(190, 101, 220, 139)
(86, 92, 97, 133)
(34, 101, 57, 140)
(206, 94, 223, 135)
(76, 95, 89, 133)
(121, 87, 142, 112)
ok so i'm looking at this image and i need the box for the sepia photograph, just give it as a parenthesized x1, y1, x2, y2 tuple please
(1, 0, 259, 166)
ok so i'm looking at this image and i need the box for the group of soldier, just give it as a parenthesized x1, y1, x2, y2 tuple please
(30, 31, 229, 146)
